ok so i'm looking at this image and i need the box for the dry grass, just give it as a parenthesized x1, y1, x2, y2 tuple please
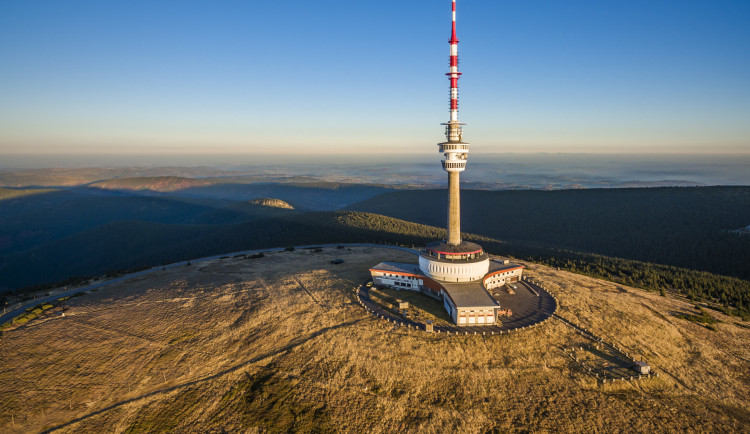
(0, 247, 748, 433)
(369, 286, 454, 326)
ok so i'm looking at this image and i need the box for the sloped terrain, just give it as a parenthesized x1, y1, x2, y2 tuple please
(0, 247, 747, 433)
(0, 211, 439, 290)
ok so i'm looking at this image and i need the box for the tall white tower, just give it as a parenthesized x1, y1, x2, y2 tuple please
(419, 0, 489, 283)
(442, 0, 469, 246)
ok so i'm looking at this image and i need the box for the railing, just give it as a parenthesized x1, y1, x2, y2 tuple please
(439, 143, 470, 153)
(441, 161, 466, 170)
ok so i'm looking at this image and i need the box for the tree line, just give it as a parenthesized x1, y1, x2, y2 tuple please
(2, 210, 749, 321)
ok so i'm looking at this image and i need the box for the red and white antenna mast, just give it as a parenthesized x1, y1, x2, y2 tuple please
(448, 0, 461, 125)
(439, 0, 470, 246)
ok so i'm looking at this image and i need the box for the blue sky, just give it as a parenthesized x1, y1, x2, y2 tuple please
(1, 0, 748, 156)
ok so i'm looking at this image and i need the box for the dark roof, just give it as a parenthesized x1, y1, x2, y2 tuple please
(442, 281, 498, 308)
(370, 262, 423, 275)
(425, 240, 484, 255)
(487, 260, 524, 273)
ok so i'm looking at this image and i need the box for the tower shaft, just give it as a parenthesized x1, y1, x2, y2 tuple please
(448, 171, 461, 245)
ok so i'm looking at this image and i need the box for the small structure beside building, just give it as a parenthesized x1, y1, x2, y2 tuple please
(633, 360, 651, 375)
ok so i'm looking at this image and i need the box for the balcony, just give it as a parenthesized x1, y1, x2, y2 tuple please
(441, 160, 467, 172)
(439, 143, 470, 153)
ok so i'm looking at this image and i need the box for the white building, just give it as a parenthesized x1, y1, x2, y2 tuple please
(483, 261, 524, 290)
(370, 258, 524, 326)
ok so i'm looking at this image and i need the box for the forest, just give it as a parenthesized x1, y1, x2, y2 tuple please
(349, 187, 750, 280)
(1, 186, 749, 320)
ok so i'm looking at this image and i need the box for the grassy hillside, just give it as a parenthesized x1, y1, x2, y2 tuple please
(1, 248, 747, 432)
(348, 186, 750, 280)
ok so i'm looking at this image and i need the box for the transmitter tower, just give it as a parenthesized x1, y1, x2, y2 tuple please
(442, 0, 468, 245)
(419, 0, 490, 282)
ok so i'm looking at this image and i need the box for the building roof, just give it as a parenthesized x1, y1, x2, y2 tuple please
(441, 281, 499, 308)
(370, 261, 423, 276)
(425, 240, 484, 255)
(486, 260, 525, 276)
(419, 251, 489, 264)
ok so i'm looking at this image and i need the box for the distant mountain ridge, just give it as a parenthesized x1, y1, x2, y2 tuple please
(89, 176, 213, 192)
(83, 177, 391, 210)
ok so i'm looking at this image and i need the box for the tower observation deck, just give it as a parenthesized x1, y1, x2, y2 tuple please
(419, 0, 489, 283)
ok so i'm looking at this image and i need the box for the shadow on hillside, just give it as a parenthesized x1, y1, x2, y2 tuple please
(0, 184, 395, 292)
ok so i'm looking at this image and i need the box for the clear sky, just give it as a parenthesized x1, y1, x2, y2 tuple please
(1, 0, 749, 156)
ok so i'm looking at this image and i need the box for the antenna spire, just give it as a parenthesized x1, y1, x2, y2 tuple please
(448, 0, 461, 124)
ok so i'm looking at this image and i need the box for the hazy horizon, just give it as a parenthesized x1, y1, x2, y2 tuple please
(1, 152, 748, 190)
(2, 151, 750, 167)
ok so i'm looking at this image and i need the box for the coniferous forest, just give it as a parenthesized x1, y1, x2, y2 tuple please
(1, 186, 749, 320)
(349, 187, 750, 281)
